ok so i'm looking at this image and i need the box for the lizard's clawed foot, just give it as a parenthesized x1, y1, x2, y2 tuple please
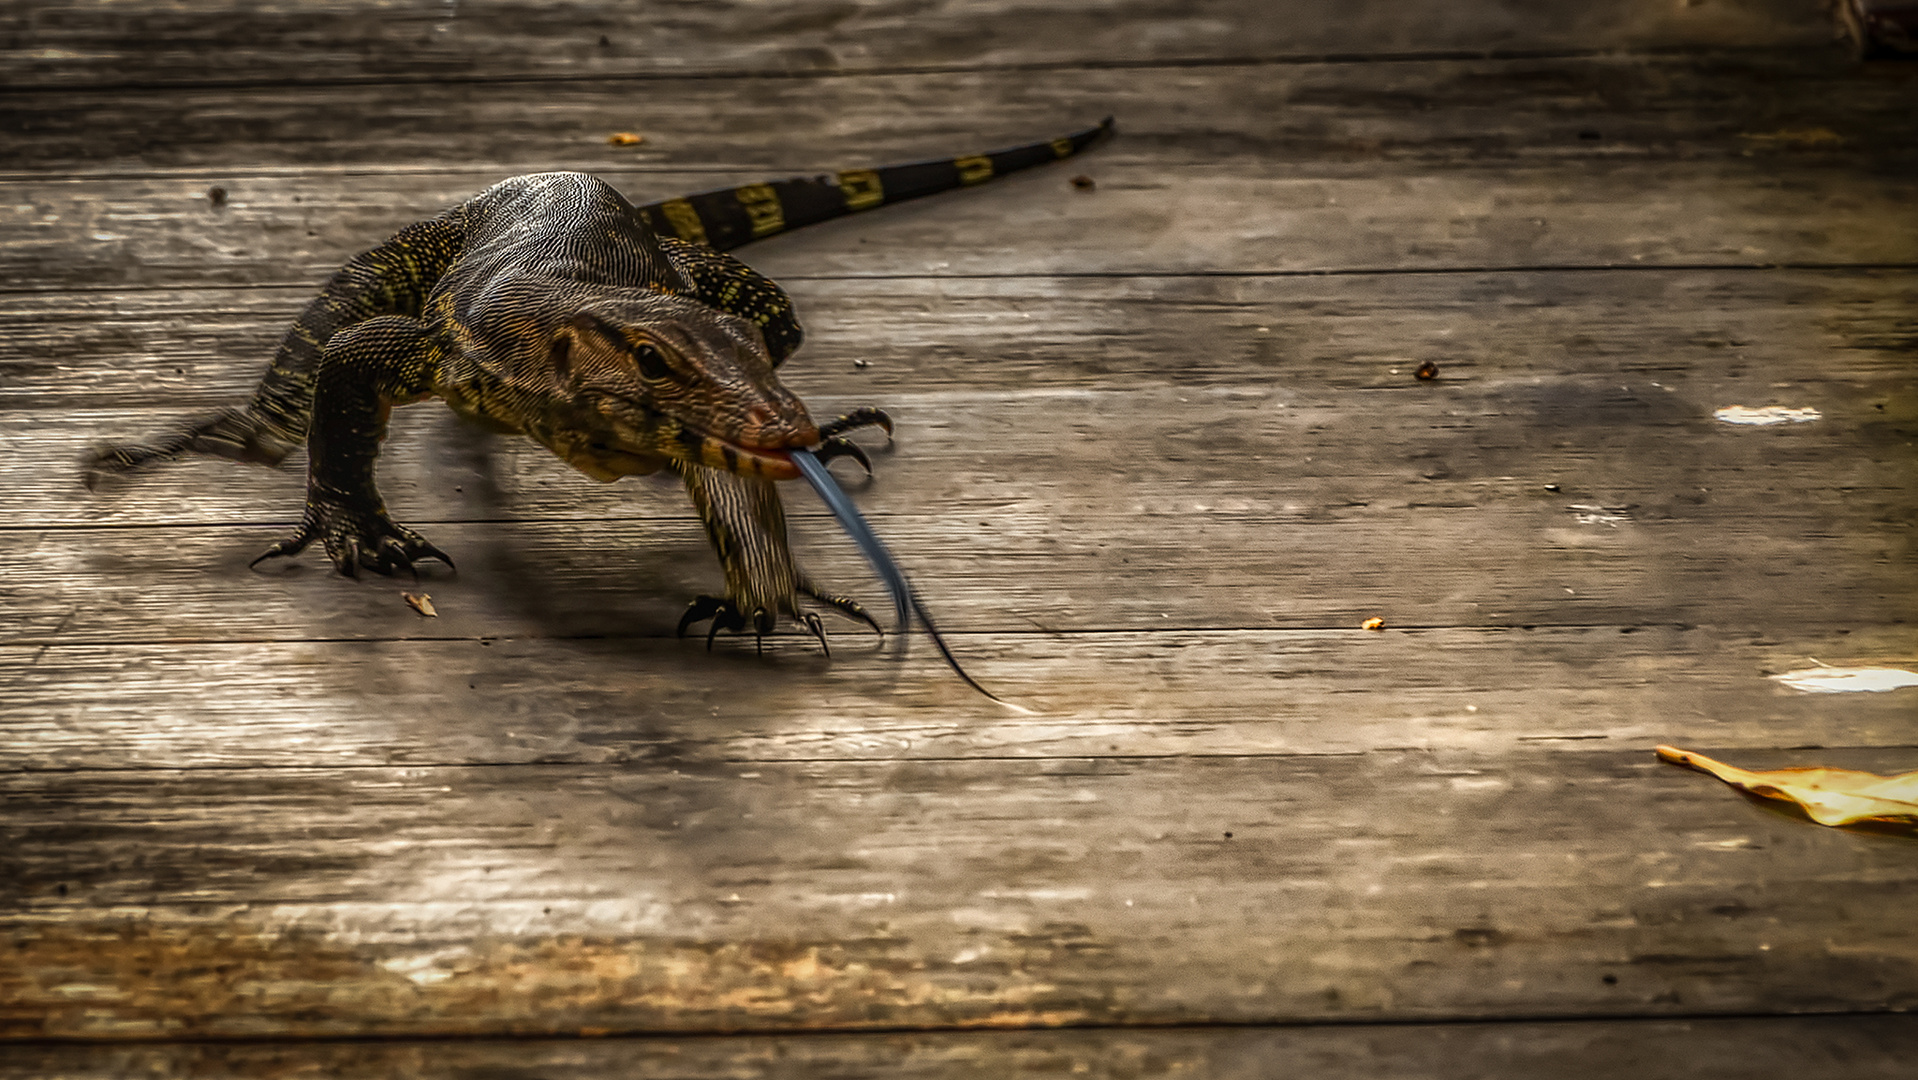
(678, 584, 881, 655)
(678, 594, 774, 650)
(251, 491, 455, 578)
(811, 407, 892, 481)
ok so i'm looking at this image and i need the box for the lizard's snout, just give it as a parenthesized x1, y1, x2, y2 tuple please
(738, 401, 819, 450)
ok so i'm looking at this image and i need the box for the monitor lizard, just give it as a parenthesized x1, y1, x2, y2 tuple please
(84, 118, 1113, 661)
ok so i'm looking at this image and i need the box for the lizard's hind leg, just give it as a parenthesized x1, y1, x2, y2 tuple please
(84, 406, 302, 488)
(84, 214, 465, 490)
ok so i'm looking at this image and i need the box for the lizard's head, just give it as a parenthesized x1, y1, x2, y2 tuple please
(548, 296, 818, 482)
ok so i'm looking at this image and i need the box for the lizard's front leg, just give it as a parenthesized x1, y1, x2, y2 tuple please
(252, 315, 452, 577)
(674, 461, 876, 652)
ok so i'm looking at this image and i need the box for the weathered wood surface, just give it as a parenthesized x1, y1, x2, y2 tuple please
(8, 55, 1915, 177)
(4, 0, 1918, 1068)
(6, 274, 1910, 639)
(11, 161, 1918, 291)
(8, 750, 1918, 1038)
(6, 625, 1918, 771)
(1, 0, 1834, 90)
(8, 1016, 1918, 1080)
(6, 270, 1917, 407)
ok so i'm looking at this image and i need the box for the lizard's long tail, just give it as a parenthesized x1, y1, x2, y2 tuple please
(633, 117, 1113, 253)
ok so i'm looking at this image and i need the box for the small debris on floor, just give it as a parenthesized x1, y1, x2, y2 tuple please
(402, 592, 438, 617)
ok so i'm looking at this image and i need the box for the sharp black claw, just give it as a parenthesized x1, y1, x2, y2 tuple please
(803, 612, 831, 658)
(815, 438, 873, 477)
(376, 538, 410, 577)
(679, 595, 723, 638)
(249, 532, 311, 571)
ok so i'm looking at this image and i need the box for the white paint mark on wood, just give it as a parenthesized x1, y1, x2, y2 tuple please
(1569, 504, 1629, 526)
(1714, 405, 1821, 425)
(380, 947, 469, 986)
(1773, 667, 1918, 693)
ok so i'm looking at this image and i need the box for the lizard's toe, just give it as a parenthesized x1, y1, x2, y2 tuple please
(249, 523, 321, 570)
(819, 406, 893, 444)
(801, 581, 883, 640)
(680, 594, 751, 649)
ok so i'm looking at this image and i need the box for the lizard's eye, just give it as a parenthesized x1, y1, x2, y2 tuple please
(630, 343, 675, 382)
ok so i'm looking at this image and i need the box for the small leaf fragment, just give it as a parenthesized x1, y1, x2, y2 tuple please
(402, 592, 438, 618)
(1656, 745, 1918, 832)
(606, 132, 645, 146)
(1361, 617, 1385, 631)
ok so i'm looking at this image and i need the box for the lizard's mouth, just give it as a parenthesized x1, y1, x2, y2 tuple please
(695, 432, 802, 480)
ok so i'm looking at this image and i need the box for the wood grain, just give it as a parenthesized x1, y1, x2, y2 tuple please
(10, 269, 1917, 410)
(8, 1016, 1918, 1080)
(7, 749, 1918, 1039)
(4, 624, 1916, 772)
(5, 277, 1910, 646)
(18, 1017, 1918, 1079)
(8, 56, 1914, 177)
(5, 487, 1912, 642)
(7, 161, 1912, 294)
(0, 0, 1836, 90)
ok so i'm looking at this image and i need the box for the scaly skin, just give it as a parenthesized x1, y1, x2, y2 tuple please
(85, 119, 1113, 644)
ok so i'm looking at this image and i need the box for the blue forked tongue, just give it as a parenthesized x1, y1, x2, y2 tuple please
(790, 448, 1026, 711)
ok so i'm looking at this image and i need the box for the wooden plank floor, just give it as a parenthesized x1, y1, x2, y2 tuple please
(4, 0, 1917, 1073)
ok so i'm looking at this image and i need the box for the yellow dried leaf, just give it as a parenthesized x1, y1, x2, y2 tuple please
(401, 592, 437, 618)
(1656, 745, 1918, 830)
(606, 132, 645, 146)
(1361, 617, 1385, 631)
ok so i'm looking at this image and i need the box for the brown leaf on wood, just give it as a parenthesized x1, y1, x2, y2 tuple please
(606, 132, 646, 146)
(1656, 745, 1918, 831)
(1361, 617, 1386, 631)
(401, 592, 437, 618)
